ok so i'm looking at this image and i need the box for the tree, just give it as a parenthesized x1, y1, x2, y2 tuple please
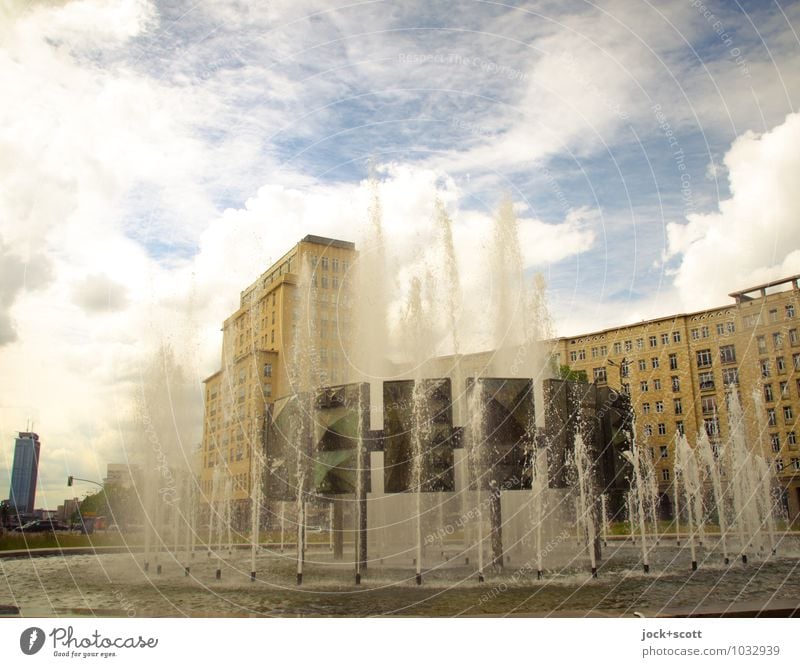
(78, 484, 139, 527)
(559, 364, 588, 383)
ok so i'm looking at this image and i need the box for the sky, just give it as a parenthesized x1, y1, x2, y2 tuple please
(1, 0, 799, 508)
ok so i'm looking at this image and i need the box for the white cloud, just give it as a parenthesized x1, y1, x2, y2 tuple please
(667, 111, 800, 309)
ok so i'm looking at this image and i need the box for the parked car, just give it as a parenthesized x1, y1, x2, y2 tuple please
(13, 519, 69, 533)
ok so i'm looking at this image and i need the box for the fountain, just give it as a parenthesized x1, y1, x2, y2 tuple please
(2, 189, 798, 619)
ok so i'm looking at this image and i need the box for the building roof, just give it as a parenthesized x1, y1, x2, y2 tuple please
(729, 274, 800, 300)
(301, 234, 355, 250)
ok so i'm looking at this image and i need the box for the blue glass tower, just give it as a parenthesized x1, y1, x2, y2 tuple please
(9, 432, 41, 515)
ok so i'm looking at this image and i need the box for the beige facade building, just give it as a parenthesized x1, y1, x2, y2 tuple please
(200, 235, 357, 507)
(553, 275, 800, 521)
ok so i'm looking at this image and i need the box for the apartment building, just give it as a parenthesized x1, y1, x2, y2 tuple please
(200, 235, 357, 514)
(553, 275, 800, 521)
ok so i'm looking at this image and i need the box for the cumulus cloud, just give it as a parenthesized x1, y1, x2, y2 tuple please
(666, 111, 800, 309)
(72, 273, 130, 312)
(0, 239, 51, 345)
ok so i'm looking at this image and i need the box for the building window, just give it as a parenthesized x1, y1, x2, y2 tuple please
(758, 336, 767, 354)
(673, 331, 681, 343)
(760, 359, 771, 378)
(638, 359, 647, 371)
(676, 421, 685, 435)
(649, 335, 657, 348)
(704, 417, 720, 436)
(661, 333, 669, 345)
(696, 349, 713, 368)
(613, 342, 622, 354)
(660, 446, 668, 458)
(593, 367, 607, 383)
(653, 378, 662, 390)
(768, 408, 777, 427)
(656, 400, 664, 413)
(699, 371, 714, 391)
(784, 405, 794, 422)
(722, 367, 739, 386)
(788, 432, 797, 448)
(702, 396, 717, 415)
(674, 398, 683, 414)
(662, 468, 670, 482)
(787, 304, 796, 319)
(764, 384, 774, 402)
(640, 381, 649, 392)
(658, 423, 667, 436)
(771, 434, 781, 452)
(777, 356, 786, 373)
(652, 357, 660, 369)
(671, 376, 680, 392)
(774, 332, 784, 350)
(719, 345, 736, 364)
(642, 402, 651, 415)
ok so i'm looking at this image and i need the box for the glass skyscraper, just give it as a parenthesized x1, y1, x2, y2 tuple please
(9, 432, 41, 515)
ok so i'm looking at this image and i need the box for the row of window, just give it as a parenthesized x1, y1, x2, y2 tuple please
(573, 315, 799, 367)
(760, 353, 800, 377)
(309, 256, 349, 273)
(690, 321, 736, 340)
(757, 328, 799, 353)
(763, 379, 800, 402)
(311, 275, 342, 289)
(695, 345, 737, 368)
(573, 331, 685, 361)
(770, 432, 798, 452)
(766, 405, 795, 425)
(745, 304, 796, 328)
(775, 458, 800, 473)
